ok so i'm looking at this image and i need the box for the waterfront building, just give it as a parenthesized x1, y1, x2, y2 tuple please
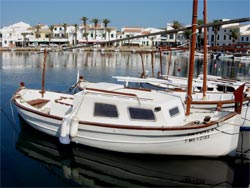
(238, 24, 250, 45)
(0, 19, 249, 49)
(157, 23, 183, 47)
(75, 23, 117, 45)
(207, 19, 250, 47)
(0, 22, 32, 48)
(120, 27, 164, 47)
(28, 24, 51, 46)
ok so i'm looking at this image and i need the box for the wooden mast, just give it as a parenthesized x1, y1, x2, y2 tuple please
(41, 49, 47, 98)
(159, 48, 163, 75)
(186, 0, 198, 115)
(139, 53, 145, 78)
(202, 0, 208, 98)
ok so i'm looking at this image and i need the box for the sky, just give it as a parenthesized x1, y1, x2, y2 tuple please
(1, 0, 249, 29)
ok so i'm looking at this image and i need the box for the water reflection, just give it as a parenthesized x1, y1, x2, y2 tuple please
(1, 51, 250, 81)
(16, 116, 245, 187)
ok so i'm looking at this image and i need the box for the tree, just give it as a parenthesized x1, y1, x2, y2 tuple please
(228, 29, 239, 53)
(35, 24, 41, 38)
(197, 19, 204, 49)
(49, 25, 54, 46)
(183, 29, 192, 46)
(21, 33, 28, 47)
(80, 16, 88, 42)
(183, 30, 192, 40)
(212, 19, 220, 47)
(62, 23, 67, 38)
(91, 18, 99, 40)
(229, 29, 238, 45)
(171, 20, 182, 45)
(106, 28, 112, 46)
(102, 18, 110, 40)
(74, 24, 78, 46)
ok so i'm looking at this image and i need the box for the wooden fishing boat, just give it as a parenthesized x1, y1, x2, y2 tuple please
(13, 81, 244, 156)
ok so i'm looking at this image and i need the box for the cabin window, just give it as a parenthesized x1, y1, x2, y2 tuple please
(94, 103, 118, 118)
(169, 106, 180, 117)
(217, 85, 235, 92)
(128, 107, 155, 120)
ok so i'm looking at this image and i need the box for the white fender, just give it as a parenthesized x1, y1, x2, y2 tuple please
(70, 116, 79, 137)
(60, 120, 68, 137)
(59, 120, 70, 144)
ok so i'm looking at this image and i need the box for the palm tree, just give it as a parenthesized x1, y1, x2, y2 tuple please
(197, 19, 204, 49)
(183, 30, 192, 40)
(80, 16, 88, 42)
(212, 19, 220, 47)
(228, 29, 239, 53)
(62, 23, 67, 38)
(229, 29, 238, 45)
(91, 18, 99, 40)
(171, 20, 182, 46)
(35, 24, 41, 38)
(183, 29, 192, 46)
(102, 18, 110, 40)
(21, 33, 28, 47)
(74, 24, 78, 46)
(106, 28, 112, 46)
(49, 25, 54, 46)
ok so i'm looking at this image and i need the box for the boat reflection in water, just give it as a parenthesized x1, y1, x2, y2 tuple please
(16, 116, 249, 187)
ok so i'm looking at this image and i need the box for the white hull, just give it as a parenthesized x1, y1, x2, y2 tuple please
(16, 104, 240, 157)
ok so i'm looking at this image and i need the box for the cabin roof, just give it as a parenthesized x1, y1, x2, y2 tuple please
(77, 82, 181, 104)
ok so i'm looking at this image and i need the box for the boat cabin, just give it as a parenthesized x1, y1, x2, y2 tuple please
(52, 82, 186, 127)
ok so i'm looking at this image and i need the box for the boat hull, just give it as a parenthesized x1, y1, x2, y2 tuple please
(16, 106, 240, 157)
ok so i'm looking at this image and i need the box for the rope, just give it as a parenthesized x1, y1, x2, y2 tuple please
(0, 98, 19, 133)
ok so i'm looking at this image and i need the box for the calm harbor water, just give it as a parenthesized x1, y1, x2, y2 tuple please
(1, 50, 250, 187)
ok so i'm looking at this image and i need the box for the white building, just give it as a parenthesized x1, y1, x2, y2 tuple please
(120, 27, 164, 47)
(238, 24, 250, 44)
(207, 19, 250, 47)
(0, 19, 249, 49)
(0, 22, 32, 47)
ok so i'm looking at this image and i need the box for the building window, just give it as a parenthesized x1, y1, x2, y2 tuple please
(211, 35, 214, 42)
(128, 107, 155, 120)
(169, 33, 174, 39)
(224, 35, 226, 40)
(217, 35, 220, 40)
(246, 37, 249, 41)
(94, 103, 118, 118)
(241, 37, 244, 41)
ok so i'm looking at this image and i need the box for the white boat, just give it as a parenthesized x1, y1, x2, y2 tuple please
(13, 81, 244, 157)
(113, 74, 248, 93)
(113, 75, 250, 106)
